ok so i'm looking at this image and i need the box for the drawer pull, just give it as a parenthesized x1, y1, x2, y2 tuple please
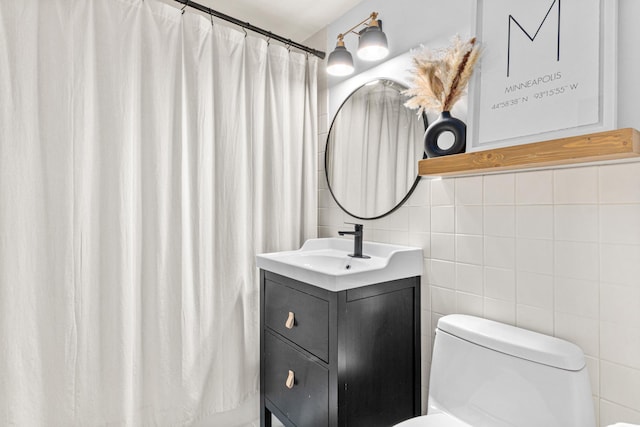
(285, 370, 295, 389)
(285, 311, 295, 329)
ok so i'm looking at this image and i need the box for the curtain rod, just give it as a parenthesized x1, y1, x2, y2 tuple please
(173, 0, 326, 59)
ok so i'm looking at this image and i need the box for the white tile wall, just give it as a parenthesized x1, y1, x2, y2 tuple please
(483, 174, 515, 205)
(431, 233, 455, 261)
(484, 267, 516, 301)
(600, 322, 640, 370)
(600, 243, 640, 285)
(600, 282, 640, 325)
(601, 361, 640, 412)
(456, 292, 484, 317)
(554, 241, 599, 281)
(516, 238, 554, 275)
(455, 176, 483, 205)
(484, 236, 515, 269)
(431, 206, 455, 233)
(516, 170, 554, 204)
(431, 179, 455, 206)
(554, 167, 599, 204)
(516, 205, 553, 239)
(555, 204, 599, 242)
(428, 259, 455, 289)
(601, 204, 640, 244)
(585, 356, 600, 398)
(484, 205, 515, 237)
(554, 311, 599, 358)
(555, 277, 599, 319)
(316, 58, 640, 423)
(409, 206, 430, 233)
(599, 162, 640, 203)
(431, 286, 456, 315)
(484, 297, 516, 324)
(455, 234, 483, 265)
(455, 205, 483, 235)
(408, 179, 430, 206)
(516, 304, 554, 335)
(601, 400, 640, 426)
(455, 263, 483, 295)
(516, 271, 554, 309)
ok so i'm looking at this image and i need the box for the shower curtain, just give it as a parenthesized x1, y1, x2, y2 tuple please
(0, 0, 317, 425)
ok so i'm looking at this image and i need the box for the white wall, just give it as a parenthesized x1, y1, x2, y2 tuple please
(616, 0, 640, 129)
(316, 1, 640, 425)
(326, 0, 473, 87)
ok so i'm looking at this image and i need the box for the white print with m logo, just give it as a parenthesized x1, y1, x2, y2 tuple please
(474, 0, 601, 146)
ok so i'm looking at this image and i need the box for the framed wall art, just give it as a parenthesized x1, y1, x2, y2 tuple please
(467, 0, 617, 151)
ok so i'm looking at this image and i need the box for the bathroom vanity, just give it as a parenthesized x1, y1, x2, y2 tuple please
(256, 238, 422, 427)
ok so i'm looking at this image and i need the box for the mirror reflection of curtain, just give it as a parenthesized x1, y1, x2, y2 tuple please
(0, 0, 317, 425)
(327, 81, 422, 218)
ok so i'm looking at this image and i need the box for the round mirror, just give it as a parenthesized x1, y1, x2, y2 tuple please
(325, 79, 427, 220)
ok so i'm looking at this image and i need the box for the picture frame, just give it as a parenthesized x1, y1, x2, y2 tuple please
(467, 0, 618, 152)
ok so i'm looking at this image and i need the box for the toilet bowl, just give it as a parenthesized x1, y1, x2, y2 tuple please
(394, 314, 596, 427)
(394, 412, 470, 426)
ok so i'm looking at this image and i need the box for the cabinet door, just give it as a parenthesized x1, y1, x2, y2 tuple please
(264, 331, 329, 427)
(343, 286, 418, 426)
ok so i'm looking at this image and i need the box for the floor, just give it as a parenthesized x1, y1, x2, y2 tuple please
(191, 394, 284, 427)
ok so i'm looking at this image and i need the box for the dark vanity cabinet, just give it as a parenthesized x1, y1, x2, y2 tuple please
(260, 270, 421, 427)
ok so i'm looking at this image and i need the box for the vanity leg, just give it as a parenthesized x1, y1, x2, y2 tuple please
(261, 406, 272, 427)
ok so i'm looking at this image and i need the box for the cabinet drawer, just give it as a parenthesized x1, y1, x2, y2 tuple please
(264, 331, 329, 427)
(264, 279, 329, 362)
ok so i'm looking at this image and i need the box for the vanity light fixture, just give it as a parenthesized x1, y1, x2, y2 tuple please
(326, 12, 389, 76)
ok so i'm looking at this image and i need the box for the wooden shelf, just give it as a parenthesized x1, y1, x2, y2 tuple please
(418, 128, 640, 177)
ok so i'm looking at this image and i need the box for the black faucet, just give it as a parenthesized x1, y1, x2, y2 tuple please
(338, 223, 370, 259)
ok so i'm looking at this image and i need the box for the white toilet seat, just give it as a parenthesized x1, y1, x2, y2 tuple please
(394, 412, 472, 427)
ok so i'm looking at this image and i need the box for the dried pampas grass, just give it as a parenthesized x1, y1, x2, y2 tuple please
(404, 36, 481, 115)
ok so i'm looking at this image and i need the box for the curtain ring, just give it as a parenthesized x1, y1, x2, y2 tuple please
(210, 11, 214, 27)
(242, 27, 248, 38)
(181, 0, 189, 14)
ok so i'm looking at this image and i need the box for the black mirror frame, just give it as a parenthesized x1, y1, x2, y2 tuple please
(324, 79, 428, 221)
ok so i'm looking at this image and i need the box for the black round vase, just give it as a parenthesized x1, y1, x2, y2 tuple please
(424, 111, 466, 157)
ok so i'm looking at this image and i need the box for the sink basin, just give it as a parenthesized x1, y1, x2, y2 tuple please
(256, 238, 423, 291)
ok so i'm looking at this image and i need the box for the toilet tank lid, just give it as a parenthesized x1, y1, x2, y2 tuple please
(437, 315, 586, 371)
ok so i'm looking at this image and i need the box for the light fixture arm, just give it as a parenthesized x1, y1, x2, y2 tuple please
(335, 12, 380, 42)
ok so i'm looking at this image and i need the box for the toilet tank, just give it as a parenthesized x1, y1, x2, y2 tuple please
(428, 315, 595, 427)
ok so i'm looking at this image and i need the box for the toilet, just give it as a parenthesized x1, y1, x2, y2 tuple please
(395, 314, 596, 427)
